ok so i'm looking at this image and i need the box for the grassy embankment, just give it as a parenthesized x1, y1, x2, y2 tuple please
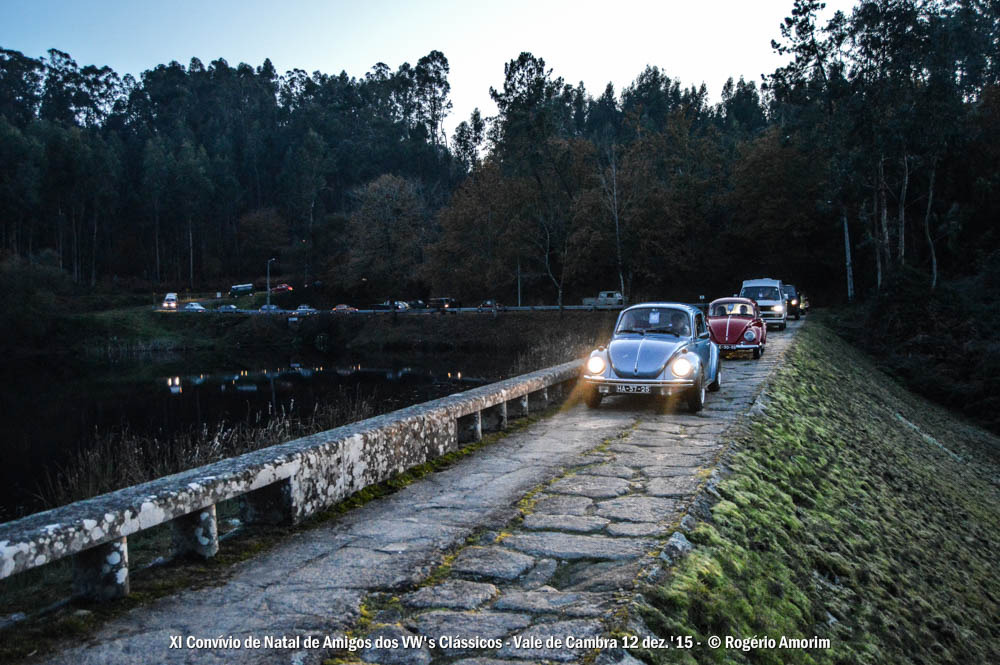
(635, 320, 1000, 664)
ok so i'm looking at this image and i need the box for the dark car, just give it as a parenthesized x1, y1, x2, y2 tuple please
(407, 300, 428, 310)
(429, 297, 461, 312)
(477, 299, 505, 312)
(782, 285, 803, 320)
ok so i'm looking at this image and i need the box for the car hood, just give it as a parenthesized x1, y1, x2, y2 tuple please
(709, 317, 752, 344)
(608, 335, 684, 378)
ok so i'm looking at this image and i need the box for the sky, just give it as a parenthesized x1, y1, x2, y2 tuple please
(0, 0, 859, 138)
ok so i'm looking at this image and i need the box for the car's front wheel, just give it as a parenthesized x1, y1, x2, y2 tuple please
(686, 374, 705, 413)
(584, 387, 603, 409)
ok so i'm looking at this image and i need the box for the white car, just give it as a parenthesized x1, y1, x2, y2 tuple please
(739, 278, 787, 330)
(161, 292, 178, 309)
(295, 305, 317, 314)
(260, 304, 281, 313)
(183, 302, 206, 312)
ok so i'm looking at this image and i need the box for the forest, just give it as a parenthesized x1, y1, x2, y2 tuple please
(1, 0, 998, 307)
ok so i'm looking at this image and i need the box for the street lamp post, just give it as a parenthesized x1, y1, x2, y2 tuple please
(266, 258, 276, 307)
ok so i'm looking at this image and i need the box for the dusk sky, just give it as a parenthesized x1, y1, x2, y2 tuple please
(1, 0, 858, 138)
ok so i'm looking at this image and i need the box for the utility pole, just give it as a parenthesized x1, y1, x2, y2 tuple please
(266, 257, 276, 307)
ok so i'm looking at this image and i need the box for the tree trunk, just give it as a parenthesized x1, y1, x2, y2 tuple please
(91, 208, 98, 287)
(898, 154, 909, 265)
(843, 209, 855, 302)
(188, 216, 194, 290)
(154, 204, 161, 284)
(924, 164, 938, 289)
(878, 157, 891, 275)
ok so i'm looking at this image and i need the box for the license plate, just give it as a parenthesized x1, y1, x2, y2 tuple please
(720, 345, 737, 350)
(615, 384, 650, 394)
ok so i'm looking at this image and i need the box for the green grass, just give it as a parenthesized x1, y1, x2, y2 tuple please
(635, 322, 1000, 665)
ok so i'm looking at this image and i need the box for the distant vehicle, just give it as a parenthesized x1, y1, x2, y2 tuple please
(183, 302, 206, 312)
(295, 304, 317, 314)
(582, 291, 625, 307)
(372, 300, 409, 311)
(217, 304, 238, 312)
(161, 292, 178, 309)
(581, 303, 721, 412)
(270, 283, 293, 293)
(782, 285, 803, 320)
(407, 300, 428, 310)
(477, 299, 505, 312)
(332, 304, 358, 313)
(429, 297, 461, 311)
(229, 283, 254, 298)
(260, 304, 281, 313)
(739, 278, 787, 330)
(707, 297, 767, 359)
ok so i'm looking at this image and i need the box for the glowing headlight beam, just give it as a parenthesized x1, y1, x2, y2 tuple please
(586, 355, 606, 374)
(671, 357, 693, 377)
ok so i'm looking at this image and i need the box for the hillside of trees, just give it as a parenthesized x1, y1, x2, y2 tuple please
(2, 0, 998, 309)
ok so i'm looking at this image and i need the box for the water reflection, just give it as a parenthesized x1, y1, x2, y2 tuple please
(162, 362, 486, 400)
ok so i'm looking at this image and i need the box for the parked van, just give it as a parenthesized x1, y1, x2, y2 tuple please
(161, 292, 178, 309)
(229, 283, 254, 298)
(739, 278, 787, 330)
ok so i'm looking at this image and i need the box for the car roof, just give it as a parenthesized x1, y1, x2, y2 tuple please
(621, 302, 699, 316)
(741, 278, 782, 286)
(710, 297, 756, 306)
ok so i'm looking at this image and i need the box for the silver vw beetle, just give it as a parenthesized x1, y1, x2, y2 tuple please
(581, 303, 722, 412)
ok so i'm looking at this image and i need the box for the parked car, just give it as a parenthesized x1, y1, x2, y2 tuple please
(332, 304, 358, 313)
(161, 292, 178, 309)
(270, 283, 293, 293)
(295, 304, 317, 314)
(429, 297, 461, 311)
(582, 290, 625, 307)
(183, 302, 206, 312)
(229, 283, 254, 298)
(407, 300, 428, 310)
(707, 297, 767, 359)
(477, 299, 505, 312)
(217, 304, 238, 312)
(783, 284, 803, 319)
(739, 278, 787, 330)
(581, 303, 722, 413)
(260, 304, 281, 313)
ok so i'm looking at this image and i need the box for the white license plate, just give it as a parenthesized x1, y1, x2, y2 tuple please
(720, 345, 737, 350)
(615, 384, 650, 394)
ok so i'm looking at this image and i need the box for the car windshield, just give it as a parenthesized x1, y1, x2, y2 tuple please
(711, 302, 754, 317)
(616, 308, 690, 336)
(741, 286, 781, 301)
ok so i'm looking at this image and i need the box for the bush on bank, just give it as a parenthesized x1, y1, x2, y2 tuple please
(637, 323, 1000, 665)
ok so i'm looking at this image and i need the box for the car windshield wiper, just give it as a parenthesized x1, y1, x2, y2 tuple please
(617, 328, 645, 335)
(646, 327, 681, 336)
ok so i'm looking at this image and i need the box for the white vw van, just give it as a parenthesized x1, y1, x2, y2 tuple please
(739, 278, 787, 330)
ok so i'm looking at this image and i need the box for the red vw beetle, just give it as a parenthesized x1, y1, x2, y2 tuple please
(707, 297, 767, 359)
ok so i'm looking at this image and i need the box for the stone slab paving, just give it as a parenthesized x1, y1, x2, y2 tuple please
(35, 322, 800, 665)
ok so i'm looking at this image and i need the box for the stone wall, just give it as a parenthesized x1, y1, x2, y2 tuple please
(0, 360, 582, 600)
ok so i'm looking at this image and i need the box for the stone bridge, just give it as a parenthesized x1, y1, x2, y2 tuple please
(7, 321, 802, 665)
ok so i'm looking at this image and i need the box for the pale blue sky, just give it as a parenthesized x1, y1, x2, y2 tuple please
(1, 0, 858, 137)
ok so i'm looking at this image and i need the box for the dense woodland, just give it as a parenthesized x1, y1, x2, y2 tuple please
(1, 0, 998, 308)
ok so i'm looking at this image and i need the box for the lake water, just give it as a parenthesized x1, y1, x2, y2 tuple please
(2, 351, 506, 520)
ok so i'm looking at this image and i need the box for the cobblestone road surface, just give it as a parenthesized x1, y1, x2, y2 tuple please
(40, 321, 801, 665)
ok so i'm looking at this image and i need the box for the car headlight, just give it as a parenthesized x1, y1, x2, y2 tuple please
(671, 356, 693, 377)
(586, 355, 606, 374)
(774, 304, 784, 313)
(791, 299, 798, 305)
(744, 330, 756, 341)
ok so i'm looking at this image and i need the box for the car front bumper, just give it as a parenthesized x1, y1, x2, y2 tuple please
(582, 375, 695, 396)
(717, 343, 760, 351)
